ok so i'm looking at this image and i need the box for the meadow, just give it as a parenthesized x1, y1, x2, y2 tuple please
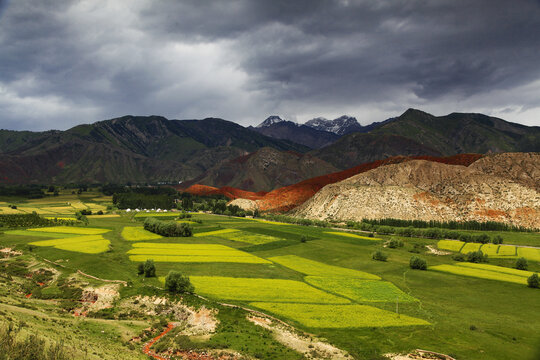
(0, 192, 539, 360)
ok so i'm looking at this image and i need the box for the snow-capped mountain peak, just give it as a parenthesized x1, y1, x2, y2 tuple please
(304, 115, 363, 135)
(257, 116, 290, 128)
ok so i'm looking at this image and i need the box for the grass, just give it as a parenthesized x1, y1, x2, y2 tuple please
(193, 228, 240, 237)
(250, 303, 430, 328)
(121, 226, 162, 241)
(4, 230, 79, 238)
(324, 231, 382, 241)
(269, 255, 380, 279)
(305, 277, 417, 303)
(27, 226, 110, 235)
(188, 276, 349, 303)
(429, 264, 528, 285)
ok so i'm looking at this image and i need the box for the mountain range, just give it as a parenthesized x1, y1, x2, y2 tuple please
(0, 109, 538, 187)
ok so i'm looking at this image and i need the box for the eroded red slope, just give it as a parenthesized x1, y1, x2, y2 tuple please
(181, 154, 483, 212)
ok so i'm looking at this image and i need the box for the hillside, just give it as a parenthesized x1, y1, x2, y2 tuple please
(292, 154, 540, 228)
(180, 147, 338, 192)
(0, 116, 308, 184)
(310, 109, 540, 170)
(228, 154, 482, 212)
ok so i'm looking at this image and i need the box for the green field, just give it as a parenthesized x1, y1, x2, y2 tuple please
(305, 277, 417, 303)
(250, 303, 430, 328)
(0, 194, 539, 360)
(270, 255, 380, 278)
(189, 276, 350, 303)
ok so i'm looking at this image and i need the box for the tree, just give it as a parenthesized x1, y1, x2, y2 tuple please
(372, 250, 388, 262)
(143, 259, 156, 278)
(164, 271, 194, 294)
(527, 273, 539, 288)
(137, 263, 144, 275)
(466, 250, 488, 263)
(410, 256, 427, 270)
(515, 257, 528, 271)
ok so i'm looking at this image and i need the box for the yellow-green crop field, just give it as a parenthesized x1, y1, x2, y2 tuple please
(87, 214, 120, 218)
(29, 235, 110, 254)
(324, 231, 382, 241)
(480, 244, 500, 256)
(454, 263, 534, 277)
(437, 240, 465, 252)
(5, 230, 79, 238)
(189, 276, 349, 303)
(27, 226, 110, 235)
(497, 245, 517, 256)
(128, 243, 270, 264)
(250, 303, 430, 328)
(44, 217, 78, 221)
(269, 255, 380, 279)
(121, 226, 162, 241)
(219, 231, 280, 245)
(305, 277, 417, 303)
(461, 242, 482, 253)
(517, 247, 540, 262)
(429, 264, 528, 285)
(0, 206, 24, 214)
(252, 219, 290, 226)
(193, 228, 240, 237)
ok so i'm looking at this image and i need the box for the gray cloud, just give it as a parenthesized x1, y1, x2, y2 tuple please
(1, 0, 539, 131)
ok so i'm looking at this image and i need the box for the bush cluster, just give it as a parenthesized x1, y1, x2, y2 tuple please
(164, 271, 193, 294)
(372, 250, 388, 262)
(410, 256, 427, 270)
(143, 217, 192, 237)
(466, 250, 488, 263)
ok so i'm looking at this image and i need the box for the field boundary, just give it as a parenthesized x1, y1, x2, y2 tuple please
(77, 270, 128, 286)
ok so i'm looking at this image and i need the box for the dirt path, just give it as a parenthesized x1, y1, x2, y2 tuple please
(142, 323, 175, 360)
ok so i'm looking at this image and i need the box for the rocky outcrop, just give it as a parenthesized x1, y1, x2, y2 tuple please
(292, 157, 540, 228)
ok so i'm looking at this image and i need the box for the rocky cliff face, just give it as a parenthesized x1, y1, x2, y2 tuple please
(292, 155, 540, 228)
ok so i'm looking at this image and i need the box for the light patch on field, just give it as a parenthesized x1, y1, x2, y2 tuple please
(437, 240, 465, 252)
(305, 277, 417, 303)
(193, 229, 240, 237)
(250, 303, 430, 328)
(324, 231, 382, 241)
(27, 226, 111, 235)
(189, 276, 349, 304)
(87, 214, 120, 218)
(128, 242, 270, 264)
(0, 207, 24, 214)
(121, 226, 162, 241)
(219, 231, 281, 245)
(253, 219, 290, 226)
(430, 264, 527, 285)
(270, 255, 380, 279)
(29, 235, 110, 254)
(176, 220, 197, 224)
(44, 217, 78, 221)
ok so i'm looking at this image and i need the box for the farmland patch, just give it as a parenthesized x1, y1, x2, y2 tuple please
(430, 264, 527, 285)
(270, 255, 380, 279)
(27, 226, 110, 235)
(324, 231, 382, 241)
(437, 240, 465, 252)
(250, 303, 430, 328)
(193, 229, 240, 237)
(29, 235, 110, 254)
(121, 226, 162, 241)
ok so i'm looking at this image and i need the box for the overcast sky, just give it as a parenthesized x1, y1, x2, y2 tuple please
(1, 0, 539, 131)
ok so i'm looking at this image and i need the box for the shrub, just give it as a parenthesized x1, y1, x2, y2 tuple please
(459, 233, 472, 242)
(492, 235, 504, 244)
(452, 253, 466, 262)
(164, 271, 194, 294)
(372, 250, 388, 262)
(387, 239, 404, 249)
(527, 273, 539, 288)
(409, 256, 427, 270)
(466, 250, 488, 263)
(143, 259, 156, 278)
(137, 263, 144, 275)
(515, 257, 528, 271)
(300, 235, 308, 243)
(408, 243, 425, 253)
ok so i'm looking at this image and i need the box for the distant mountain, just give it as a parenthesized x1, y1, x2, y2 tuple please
(251, 121, 340, 149)
(180, 147, 338, 192)
(310, 109, 540, 170)
(0, 115, 308, 184)
(305, 115, 364, 135)
(256, 115, 290, 128)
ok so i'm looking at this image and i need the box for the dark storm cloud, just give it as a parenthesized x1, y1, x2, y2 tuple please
(1, 0, 540, 130)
